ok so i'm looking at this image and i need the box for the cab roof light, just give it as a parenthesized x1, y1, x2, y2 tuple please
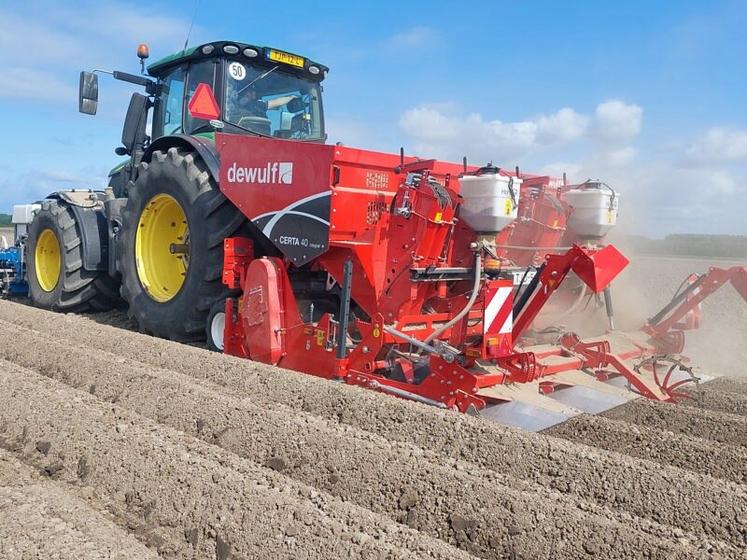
(201, 44, 215, 55)
(136, 43, 149, 74)
(137, 43, 150, 60)
(243, 47, 259, 58)
(223, 45, 239, 54)
(308, 65, 320, 75)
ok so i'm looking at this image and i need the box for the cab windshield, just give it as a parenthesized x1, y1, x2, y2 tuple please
(224, 60, 324, 140)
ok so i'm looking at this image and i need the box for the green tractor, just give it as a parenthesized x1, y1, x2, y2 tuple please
(26, 41, 328, 342)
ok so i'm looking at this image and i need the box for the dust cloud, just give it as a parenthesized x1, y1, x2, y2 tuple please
(606, 238, 746, 377)
(531, 233, 746, 377)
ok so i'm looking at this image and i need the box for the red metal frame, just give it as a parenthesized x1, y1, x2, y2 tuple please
(494, 175, 569, 266)
(646, 266, 747, 337)
(512, 244, 629, 341)
(215, 133, 747, 415)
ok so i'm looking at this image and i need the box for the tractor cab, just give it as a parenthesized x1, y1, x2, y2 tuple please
(146, 41, 328, 141)
(78, 41, 328, 196)
(78, 41, 328, 151)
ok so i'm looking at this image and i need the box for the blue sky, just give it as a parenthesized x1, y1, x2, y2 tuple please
(1, 0, 745, 236)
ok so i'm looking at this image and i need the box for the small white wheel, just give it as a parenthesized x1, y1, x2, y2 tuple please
(206, 301, 226, 352)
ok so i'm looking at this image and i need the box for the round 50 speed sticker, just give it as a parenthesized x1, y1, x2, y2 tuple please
(228, 62, 246, 80)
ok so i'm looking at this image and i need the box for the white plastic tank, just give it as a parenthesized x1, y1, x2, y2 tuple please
(563, 182, 619, 238)
(459, 169, 522, 233)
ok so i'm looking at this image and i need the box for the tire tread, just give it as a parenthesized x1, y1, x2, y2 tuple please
(27, 200, 120, 313)
(118, 148, 247, 342)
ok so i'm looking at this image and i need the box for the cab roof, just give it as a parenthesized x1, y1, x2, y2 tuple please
(147, 40, 329, 80)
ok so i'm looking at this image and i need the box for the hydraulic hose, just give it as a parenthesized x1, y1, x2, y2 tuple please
(423, 252, 482, 345)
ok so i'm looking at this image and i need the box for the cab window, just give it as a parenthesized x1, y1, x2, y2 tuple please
(152, 66, 186, 138)
(224, 61, 323, 140)
(184, 60, 220, 133)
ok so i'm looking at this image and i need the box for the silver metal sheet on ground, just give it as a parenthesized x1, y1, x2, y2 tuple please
(547, 385, 629, 414)
(606, 375, 632, 390)
(480, 401, 576, 432)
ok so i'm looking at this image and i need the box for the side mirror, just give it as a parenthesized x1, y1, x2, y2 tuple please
(121, 93, 149, 156)
(79, 71, 98, 115)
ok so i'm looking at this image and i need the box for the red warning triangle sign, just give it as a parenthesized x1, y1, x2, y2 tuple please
(188, 83, 220, 120)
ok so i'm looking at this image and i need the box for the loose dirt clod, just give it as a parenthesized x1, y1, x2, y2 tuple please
(0, 298, 746, 558)
(682, 386, 747, 417)
(0, 449, 160, 560)
(0, 363, 474, 560)
(547, 414, 747, 484)
(709, 376, 747, 396)
(603, 398, 747, 447)
(0, 320, 737, 558)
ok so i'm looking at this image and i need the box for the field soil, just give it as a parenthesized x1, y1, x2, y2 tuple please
(0, 255, 745, 558)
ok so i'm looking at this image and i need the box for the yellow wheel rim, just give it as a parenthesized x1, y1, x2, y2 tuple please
(34, 228, 61, 292)
(135, 194, 189, 302)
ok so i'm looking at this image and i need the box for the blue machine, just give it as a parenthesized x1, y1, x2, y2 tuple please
(0, 244, 28, 297)
(0, 204, 37, 298)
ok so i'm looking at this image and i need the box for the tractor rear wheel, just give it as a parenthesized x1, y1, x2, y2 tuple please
(118, 147, 246, 341)
(26, 200, 119, 312)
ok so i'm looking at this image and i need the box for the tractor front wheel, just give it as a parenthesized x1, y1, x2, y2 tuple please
(118, 147, 246, 341)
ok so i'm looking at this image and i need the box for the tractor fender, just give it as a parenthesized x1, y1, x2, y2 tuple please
(108, 163, 130, 198)
(144, 134, 220, 180)
(44, 190, 111, 272)
(142, 134, 280, 262)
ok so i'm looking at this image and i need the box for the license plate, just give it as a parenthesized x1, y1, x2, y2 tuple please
(267, 49, 305, 68)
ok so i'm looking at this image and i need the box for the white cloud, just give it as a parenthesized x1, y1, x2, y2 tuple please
(387, 26, 437, 48)
(1, 166, 110, 210)
(0, 1, 198, 108)
(539, 162, 583, 179)
(399, 107, 465, 142)
(707, 169, 737, 195)
(396, 97, 743, 235)
(599, 146, 637, 167)
(399, 106, 540, 162)
(0, 9, 87, 61)
(1, 68, 77, 102)
(536, 108, 590, 144)
(326, 115, 384, 149)
(545, 155, 744, 236)
(684, 127, 747, 164)
(633, 167, 742, 233)
(398, 101, 638, 164)
(49, 2, 197, 50)
(593, 100, 643, 143)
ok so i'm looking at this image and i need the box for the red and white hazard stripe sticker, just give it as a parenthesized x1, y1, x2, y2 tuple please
(484, 281, 513, 335)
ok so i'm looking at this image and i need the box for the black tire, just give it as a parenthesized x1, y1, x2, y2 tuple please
(206, 299, 227, 352)
(118, 147, 246, 341)
(27, 200, 120, 312)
